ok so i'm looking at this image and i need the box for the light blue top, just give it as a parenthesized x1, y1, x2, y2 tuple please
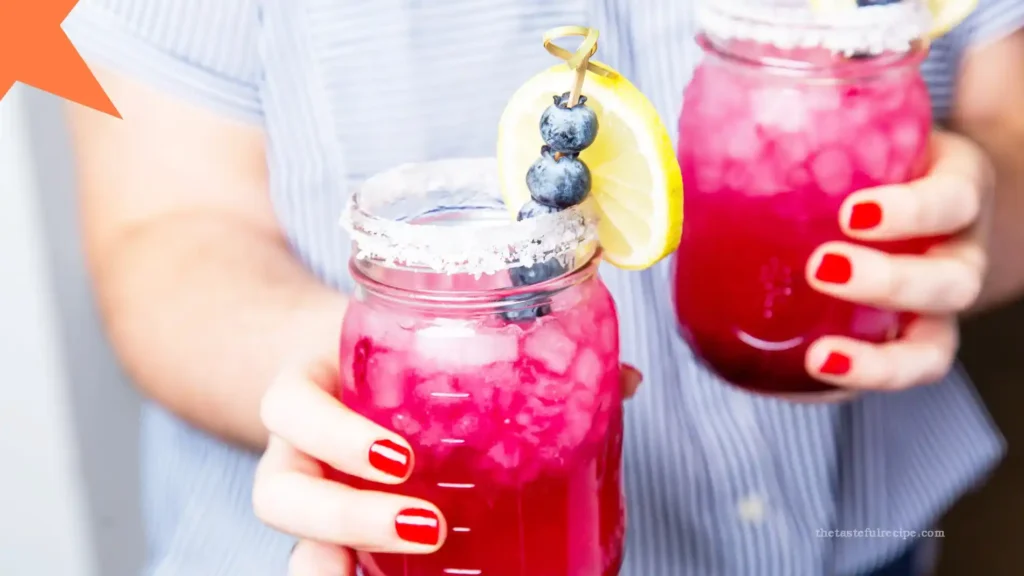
(66, 1, 1024, 575)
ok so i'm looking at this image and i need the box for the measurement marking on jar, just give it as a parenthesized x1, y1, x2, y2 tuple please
(431, 392, 470, 399)
(437, 482, 475, 489)
(441, 438, 465, 445)
(451, 527, 471, 533)
(443, 570, 482, 575)
(735, 330, 804, 352)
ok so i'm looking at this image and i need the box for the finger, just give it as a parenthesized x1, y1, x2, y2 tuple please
(806, 239, 985, 314)
(806, 315, 958, 391)
(261, 365, 414, 483)
(839, 131, 992, 241)
(289, 540, 354, 576)
(254, 436, 446, 552)
(620, 363, 643, 399)
(256, 427, 325, 479)
(754, 389, 860, 404)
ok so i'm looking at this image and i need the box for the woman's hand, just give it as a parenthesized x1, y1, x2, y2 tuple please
(804, 130, 994, 392)
(253, 354, 440, 575)
(253, 354, 643, 576)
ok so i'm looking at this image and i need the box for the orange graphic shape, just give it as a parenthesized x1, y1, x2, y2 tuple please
(0, 0, 120, 118)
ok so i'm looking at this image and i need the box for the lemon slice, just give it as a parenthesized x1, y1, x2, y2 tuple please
(926, 0, 978, 38)
(497, 63, 683, 270)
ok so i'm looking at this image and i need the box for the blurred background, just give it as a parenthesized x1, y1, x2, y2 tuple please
(1, 86, 143, 576)
(0, 83, 1020, 576)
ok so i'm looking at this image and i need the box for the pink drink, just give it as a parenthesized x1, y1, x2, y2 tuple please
(336, 159, 625, 575)
(674, 38, 934, 393)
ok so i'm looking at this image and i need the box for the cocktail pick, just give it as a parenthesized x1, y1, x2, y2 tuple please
(541, 26, 616, 107)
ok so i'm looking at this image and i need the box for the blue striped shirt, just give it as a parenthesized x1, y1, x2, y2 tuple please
(66, 1, 1024, 575)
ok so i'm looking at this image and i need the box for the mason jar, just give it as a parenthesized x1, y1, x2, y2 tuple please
(337, 158, 625, 576)
(674, 0, 937, 394)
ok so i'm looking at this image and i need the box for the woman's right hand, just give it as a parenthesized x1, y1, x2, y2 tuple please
(253, 354, 446, 576)
(254, 353, 644, 575)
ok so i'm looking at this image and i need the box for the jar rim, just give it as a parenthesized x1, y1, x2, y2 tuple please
(695, 33, 930, 81)
(348, 251, 602, 314)
(340, 158, 599, 277)
(696, 0, 933, 55)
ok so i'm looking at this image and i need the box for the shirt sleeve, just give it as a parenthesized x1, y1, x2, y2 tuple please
(948, 0, 1024, 53)
(65, 0, 264, 123)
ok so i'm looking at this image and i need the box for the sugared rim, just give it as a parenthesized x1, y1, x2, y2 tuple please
(696, 0, 934, 55)
(340, 158, 598, 276)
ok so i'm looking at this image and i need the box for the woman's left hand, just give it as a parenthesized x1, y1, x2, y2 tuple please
(804, 129, 994, 393)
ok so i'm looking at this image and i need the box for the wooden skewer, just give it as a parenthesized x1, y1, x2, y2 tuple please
(543, 26, 604, 108)
(567, 49, 591, 108)
(555, 55, 591, 161)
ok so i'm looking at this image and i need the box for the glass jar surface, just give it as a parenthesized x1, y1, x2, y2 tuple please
(337, 159, 625, 576)
(674, 3, 936, 394)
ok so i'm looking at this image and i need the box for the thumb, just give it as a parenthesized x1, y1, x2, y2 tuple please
(620, 363, 644, 399)
(289, 540, 356, 576)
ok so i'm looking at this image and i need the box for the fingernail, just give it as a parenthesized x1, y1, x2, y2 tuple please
(395, 508, 441, 546)
(369, 440, 412, 479)
(623, 364, 644, 385)
(848, 201, 883, 230)
(819, 351, 852, 376)
(814, 253, 852, 284)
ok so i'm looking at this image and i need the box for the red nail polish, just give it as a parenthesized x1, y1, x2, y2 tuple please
(819, 352, 852, 376)
(369, 440, 412, 479)
(848, 201, 883, 230)
(814, 253, 852, 284)
(395, 508, 441, 546)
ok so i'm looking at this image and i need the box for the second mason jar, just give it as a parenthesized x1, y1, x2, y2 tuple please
(675, 0, 937, 394)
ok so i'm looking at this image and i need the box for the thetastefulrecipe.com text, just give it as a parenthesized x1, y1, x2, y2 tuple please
(816, 529, 945, 540)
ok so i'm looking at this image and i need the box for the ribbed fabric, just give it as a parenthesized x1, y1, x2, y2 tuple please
(65, 1, 1023, 575)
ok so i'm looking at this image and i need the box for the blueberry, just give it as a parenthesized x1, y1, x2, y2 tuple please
(502, 301, 552, 323)
(509, 258, 566, 287)
(517, 199, 561, 221)
(501, 257, 565, 323)
(501, 294, 552, 323)
(526, 146, 591, 209)
(856, 0, 901, 6)
(540, 92, 599, 154)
